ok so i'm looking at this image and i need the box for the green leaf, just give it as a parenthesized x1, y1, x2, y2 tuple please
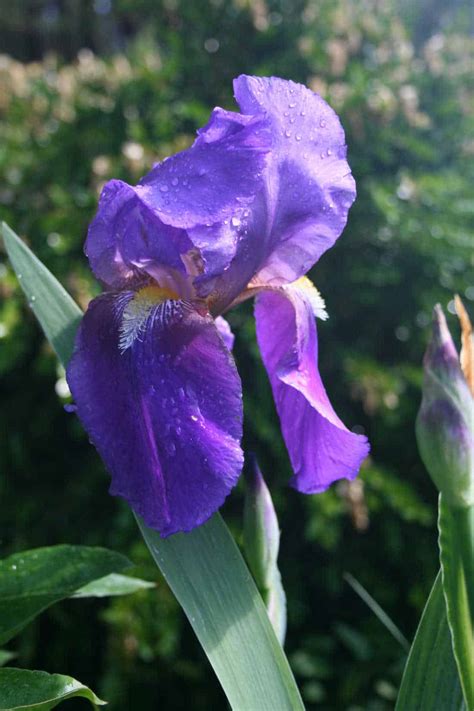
(396, 572, 466, 710)
(0, 545, 130, 644)
(0, 651, 16, 667)
(72, 573, 155, 598)
(438, 496, 474, 708)
(0, 668, 105, 710)
(1, 222, 81, 366)
(137, 514, 304, 710)
(2, 222, 304, 708)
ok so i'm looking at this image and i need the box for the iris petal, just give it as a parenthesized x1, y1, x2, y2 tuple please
(234, 75, 356, 286)
(197, 75, 357, 311)
(66, 293, 243, 536)
(255, 286, 369, 493)
(86, 108, 272, 291)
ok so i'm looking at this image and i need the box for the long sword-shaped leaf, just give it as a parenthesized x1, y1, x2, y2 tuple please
(2, 222, 304, 711)
(396, 572, 466, 711)
(2, 223, 82, 365)
(438, 496, 474, 708)
(137, 515, 303, 710)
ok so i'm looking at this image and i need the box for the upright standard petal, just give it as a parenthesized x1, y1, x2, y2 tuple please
(255, 286, 369, 493)
(233, 75, 356, 286)
(86, 108, 272, 291)
(198, 76, 357, 313)
(66, 293, 243, 536)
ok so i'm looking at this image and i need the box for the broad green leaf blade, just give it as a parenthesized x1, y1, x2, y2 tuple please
(0, 668, 105, 710)
(1, 222, 81, 366)
(72, 573, 155, 598)
(137, 514, 304, 711)
(0, 545, 130, 644)
(438, 496, 474, 708)
(3, 223, 304, 708)
(396, 572, 466, 710)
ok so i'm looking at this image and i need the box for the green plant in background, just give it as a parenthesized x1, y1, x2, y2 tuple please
(0, 1, 473, 708)
(0, 543, 153, 709)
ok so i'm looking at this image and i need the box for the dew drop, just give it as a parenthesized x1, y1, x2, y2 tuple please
(300, 110, 306, 116)
(231, 217, 241, 227)
(327, 148, 332, 156)
(320, 152, 325, 159)
(159, 184, 168, 192)
(320, 119, 327, 128)
(171, 177, 179, 186)
(190, 414, 199, 422)
(288, 102, 296, 108)
(295, 134, 302, 141)
(285, 130, 292, 138)
(11, 564, 17, 571)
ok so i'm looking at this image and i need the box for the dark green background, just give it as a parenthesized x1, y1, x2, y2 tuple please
(0, 1, 473, 708)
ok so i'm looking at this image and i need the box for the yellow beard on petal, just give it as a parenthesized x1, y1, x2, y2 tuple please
(119, 284, 180, 353)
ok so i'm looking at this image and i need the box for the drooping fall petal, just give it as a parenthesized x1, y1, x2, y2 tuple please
(66, 293, 243, 536)
(255, 285, 369, 493)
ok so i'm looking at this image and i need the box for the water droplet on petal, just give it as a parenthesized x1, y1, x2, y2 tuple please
(320, 119, 326, 128)
(327, 148, 332, 156)
(171, 177, 179, 186)
(295, 134, 302, 141)
(231, 217, 241, 227)
(159, 184, 168, 192)
(289, 102, 296, 108)
(285, 130, 292, 138)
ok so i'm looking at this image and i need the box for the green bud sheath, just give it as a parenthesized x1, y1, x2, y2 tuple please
(243, 455, 287, 645)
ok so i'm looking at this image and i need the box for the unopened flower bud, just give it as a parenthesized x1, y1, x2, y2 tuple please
(416, 305, 474, 508)
(243, 455, 280, 592)
(243, 455, 287, 645)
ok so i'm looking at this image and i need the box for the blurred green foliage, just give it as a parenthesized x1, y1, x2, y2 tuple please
(0, 0, 473, 708)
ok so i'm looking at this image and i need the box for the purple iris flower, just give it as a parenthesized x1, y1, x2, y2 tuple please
(66, 75, 370, 537)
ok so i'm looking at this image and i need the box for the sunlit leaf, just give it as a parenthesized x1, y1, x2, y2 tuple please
(0, 545, 130, 644)
(0, 668, 105, 710)
(72, 573, 155, 598)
